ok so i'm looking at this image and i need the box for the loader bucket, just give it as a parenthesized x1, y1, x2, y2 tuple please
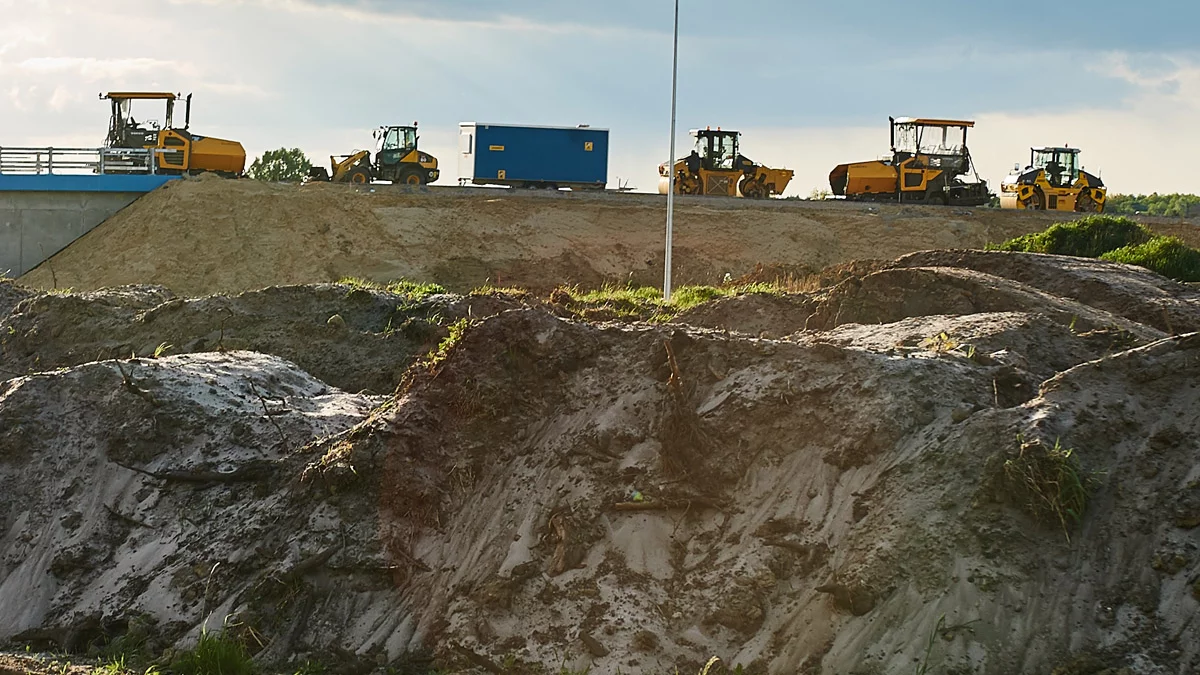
(829, 164, 850, 196)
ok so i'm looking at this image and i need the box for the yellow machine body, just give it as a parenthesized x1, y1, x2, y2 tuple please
(102, 92, 246, 176)
(658, 128, 792, 199)
(830, 117, 990, 206)
(999, 147, 1106, 213)
(312, 125, 439, 185)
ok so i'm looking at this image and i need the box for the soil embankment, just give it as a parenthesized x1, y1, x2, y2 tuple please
(20, 178, 1198, 295)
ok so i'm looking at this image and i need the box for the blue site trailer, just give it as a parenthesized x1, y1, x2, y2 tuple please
(458, 122, 608, 190)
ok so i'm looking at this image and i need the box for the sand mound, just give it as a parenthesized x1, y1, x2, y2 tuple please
(1, 284, 527, 394)
(2, 252, 1199, 674)
(896, 249, 1200, 334)
(24, 179, 1200, 297)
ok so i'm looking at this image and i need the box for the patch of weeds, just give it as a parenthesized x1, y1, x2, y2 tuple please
(386, 279, 446, 300)
(170, 628, 255, 675)
(336, 277, 446, 301)
(552, 282, 785, 322)
(46, 287, 75, 295)
(1002, 438, 1095, 540)
(470, 284, 530, 298)
(426, 317, 474, 367)
(920, 332, 976, 358)
(335, 276, 383, 291)
(152, 342, 173, 359)
(1100, 236, 1200, 282)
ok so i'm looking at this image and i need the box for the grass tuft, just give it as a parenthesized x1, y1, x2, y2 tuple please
(169, 629, 255, 675)
(1003, 439, 1094, 540)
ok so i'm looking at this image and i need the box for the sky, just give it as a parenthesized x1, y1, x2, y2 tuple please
(1, 0, 1198, 196)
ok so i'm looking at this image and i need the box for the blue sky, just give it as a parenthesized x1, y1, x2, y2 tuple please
(2, 0, 1198, 195)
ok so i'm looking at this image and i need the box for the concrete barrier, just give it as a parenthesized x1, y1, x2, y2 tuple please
(0, 174, 176, 278)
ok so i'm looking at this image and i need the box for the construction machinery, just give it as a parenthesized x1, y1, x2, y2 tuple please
(102, 92, 245, 176)
(829, 117, 991, 206)
(310, 124, 439, 185)
(658, 128, 793, 199)
(999, 146, 1105, 213)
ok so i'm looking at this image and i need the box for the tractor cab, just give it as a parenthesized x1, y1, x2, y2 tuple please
(891, 117, 972, 174)
(374, 124, 419, 168)
(102, 92, 191, 149)
(690, 128, 741, 172)
(1030, 147, 1080, 188)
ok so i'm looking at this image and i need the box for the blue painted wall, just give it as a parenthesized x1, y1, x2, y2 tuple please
(467, 125, 608, 187)
(0, 174, 178, 193)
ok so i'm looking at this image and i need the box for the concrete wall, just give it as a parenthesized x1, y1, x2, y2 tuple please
(0, 191, 142, 277)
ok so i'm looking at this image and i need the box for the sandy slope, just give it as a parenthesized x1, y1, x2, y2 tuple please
(21, 178, 1197, 296)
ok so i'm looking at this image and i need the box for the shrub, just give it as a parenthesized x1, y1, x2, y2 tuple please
(989, 215, 1152, 258)
(1100, 236, 1200, 282)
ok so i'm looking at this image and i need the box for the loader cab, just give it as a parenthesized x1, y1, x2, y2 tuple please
(1031, 147, 1079, 188)
(890, 117, 972, 174)
(691, 128, 740, 172)
(103, 92, 191, 149)
(376, 125, 418, 153)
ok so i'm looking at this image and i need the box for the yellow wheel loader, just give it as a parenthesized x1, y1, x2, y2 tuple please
(309, 124, 439, 185)
(829, 117, 991, 206)
(102, 92, 246, 176)
(999, 146, 1106, 213)
(658, 128, 793, 199)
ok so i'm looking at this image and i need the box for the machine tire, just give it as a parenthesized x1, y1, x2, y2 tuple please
(739, 176, 767, 199)
(347, 166, 370, 184)
(925, 188, 948, 206)
(400, 168, 424, 186)
(1025, 189, 1045, 210)
(1075, 191, 1100, 213)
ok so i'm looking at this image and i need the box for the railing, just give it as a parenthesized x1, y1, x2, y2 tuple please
(0, 146, 161, 175)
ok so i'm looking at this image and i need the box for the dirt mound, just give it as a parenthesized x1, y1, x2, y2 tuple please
(0, 280, 34, 319)
(896, 249, 1200, 334)
(805, 266, 1166, 340)
(2, 252, 1199, 674)
(1, 284, 526, 394)
(670, 293, 816, 337)
(23, 179, 1195, 297)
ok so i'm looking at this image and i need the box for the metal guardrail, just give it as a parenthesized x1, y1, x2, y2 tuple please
(0, 146, 161, 175)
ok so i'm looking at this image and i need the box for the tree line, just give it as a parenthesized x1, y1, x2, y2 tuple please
(1104, 193, 1200, 218)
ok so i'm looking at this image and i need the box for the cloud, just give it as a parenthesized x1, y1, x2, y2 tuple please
(17, 56, 187, 80)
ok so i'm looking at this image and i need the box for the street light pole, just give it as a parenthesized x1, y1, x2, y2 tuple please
(663, 0, 679, 302)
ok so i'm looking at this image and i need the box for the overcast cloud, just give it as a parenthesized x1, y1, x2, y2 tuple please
(1, 0, 1196, 195)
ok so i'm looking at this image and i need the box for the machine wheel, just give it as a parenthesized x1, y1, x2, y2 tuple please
(739, 176, 767, 199)
(925, 188, 948, 206)
(1075, 191, 1100, 213)
(399, 168, 424, 185)
(347, 166, 370, 184)
(1024, 189, 1045, 210)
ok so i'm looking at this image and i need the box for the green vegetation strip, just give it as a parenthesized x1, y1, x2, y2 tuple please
(989, 215, 1200, 282)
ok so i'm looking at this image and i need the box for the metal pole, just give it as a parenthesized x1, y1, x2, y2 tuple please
(664, 0, 679, 301)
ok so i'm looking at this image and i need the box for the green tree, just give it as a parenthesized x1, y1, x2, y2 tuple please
(246, 147, 312, 182)
(1105, 193, 1200, 218)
